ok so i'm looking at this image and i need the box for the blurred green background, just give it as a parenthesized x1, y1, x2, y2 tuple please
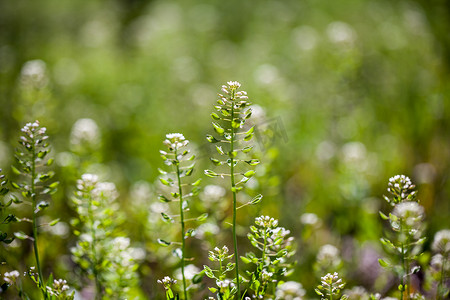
(1, 0, 450, 298)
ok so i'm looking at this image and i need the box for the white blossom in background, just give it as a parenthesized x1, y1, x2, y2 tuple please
(175, 264, 200, 281)
(316, 244, 342, 271)
(200, 184, 226, 203)
(275, 281, 306, 300)
(20, 59, 48, 88)
(70, 118, 101, 149)
(326, 21, 357, 45)
(3, 270, 20, 285)
(432, 229, 450, 254)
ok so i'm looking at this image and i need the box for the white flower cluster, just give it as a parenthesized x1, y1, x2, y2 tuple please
(275, 281, 306, 300)
(386, 174, 417, 204)
(392, 201, 424, 228)
(208, 245, 233, 262)
(3, 270, 20, 284)
(20, 59, 48, 88)
(319, 272, 345, 296)
(316, 244, 342, 270)
(157, 276, 177, 290)
(19, 121, 48, 149)
(70, 118, 100, 148)
(163, 133, 188, 149)
(219, 81, 248, 100)
(432, 229, 450, 254)
(255, 215, 279, 228)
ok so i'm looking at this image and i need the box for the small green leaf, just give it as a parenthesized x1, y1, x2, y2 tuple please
(231, 119, 241, 129)
(216, 145, 225, 155)
(250, 194, 263, 205)
(204, 265, 215, 279)
(378, 258, 390, 268)
(225, 263, 235, 272)
(210, 158, 222, 166)
(14, 231, 29, 240)
(157, 239, 172, 247)
(245, 159, 260, 166)
(49, 218, 60, 226)
(11, 182, 20, 189)
(160, 178, 171, 186)
(244, 133, 254, 141)
(158, 168, 167, 175)
(191, 179, 202, 186)
(244, 170, 255, 178)
(196, 213, 208, 222)
(211, 113, 221, 120)
(228, 151, 237, 158)
(206, 135, 219, 143)
(46, 158, 54, 166)
(185, 229, 195, 238)
(192, 271, 204, 284)
(242, 146, 253, 153)
(379, 211, 389, 220)
(208, 287, 217, 293)
(212, 122, 225, 135)
(241, 256, 251, 264)
(204, 170, 218, 178)
(159, 195, 171, 203)
(246, 126, 255, 135)
(11, 165, 21, 175)
(161, 213, 174, 223)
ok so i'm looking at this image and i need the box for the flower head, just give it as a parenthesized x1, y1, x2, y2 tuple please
(163, 133, 188, 150)
(275, 281, 306, 300)
(157, 276, 177, 290)
(432, 229, 450, 254)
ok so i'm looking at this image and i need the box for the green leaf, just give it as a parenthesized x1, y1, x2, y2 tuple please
(49, 218, 60, 226)
(3, 214, 19, 224)
(245, 159, 260, 166)
(11, 165, 21, 175)
(11, 182, 20, 189)
(250, 194, 263, 205)
(196, 213, 208, 222)
(204, 170, 218, 178)
(225, 263, 235, 271)
(161, 213, 174, 223)
(228, 151, 237, 158)
(14, 231, 29, 240)
(192, 179, 202, 186)
(379, 211, 389, 220)
(10, 194, 22, 204)
(244, 109, 252, 119)
(208, 287, 217, 293)
(241, 256, 251, 264)
(206, 135, 219, 143)
(157, 239, 172, 247)
(160, 178, 171, 186)
(46, 158, 54, 166)
(244, 133, 254, 141)
(242, 146, 253, 153)
(159, 195, 171, 203)
(246, 126, 255, 135)
(158, 168, 167, 175)
(192, 271, 204, 284)
(211, 113, 221, 120)
(210, 158, 222, 166)
(378, 258, 391, 268)
(216, 145, 225, 155)
(203, 265, 215, 279)
(212, 122, 225, 135)
(244, 170, 255, 178)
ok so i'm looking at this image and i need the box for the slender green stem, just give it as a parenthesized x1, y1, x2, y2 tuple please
(88, 194, 102, 300)
(230, 103, 240, 299)
(175, 148, 188, 300)
(31, 143, 46, 299)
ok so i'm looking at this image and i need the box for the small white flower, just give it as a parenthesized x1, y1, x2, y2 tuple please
(275, 281, 306, 300)
(70, 118, 100, 148)
(432, 229, 450, 254)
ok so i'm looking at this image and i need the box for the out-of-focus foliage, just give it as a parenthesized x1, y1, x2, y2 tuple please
(0, 0, 449, 299)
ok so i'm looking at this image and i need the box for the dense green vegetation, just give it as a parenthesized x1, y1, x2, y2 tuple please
(0, 0, 449, 299)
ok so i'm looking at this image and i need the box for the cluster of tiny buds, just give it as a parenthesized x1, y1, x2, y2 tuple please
(19, 121, 48, 149)
(157, 276, 177, 290)
(255, 216, 279, 229)
(163, 133, 188, 150)
(321, 272, 345, 292)
(209, 245, 233, 261)
(219, 81, 248, 100)
(387, 175, 416, 199)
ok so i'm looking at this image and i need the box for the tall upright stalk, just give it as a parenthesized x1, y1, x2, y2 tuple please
(205, 81, 262, 299)
(158, 133, 200, 300)
(229, 103, 240, 298)
(175, 147, 188, 300)
(14, 121, 55, 299)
